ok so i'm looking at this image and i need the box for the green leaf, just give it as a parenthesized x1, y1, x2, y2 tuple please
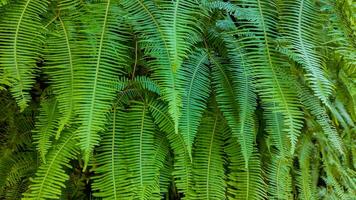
(225, 138, 266, 200)
(74, 0, 131, 168)
(280, 0, 334, 105)
(23, 130, 79, 200)
(148, 100, 194, 199)
(192, 114, 226, 199)
(0, 0, 48, 110)
(32, 96, 60, 163)
(178, 48, 210, 157)
(92, 107, 130, 200)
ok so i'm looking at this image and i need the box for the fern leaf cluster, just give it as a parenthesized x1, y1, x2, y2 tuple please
(0, 0, 355, 199)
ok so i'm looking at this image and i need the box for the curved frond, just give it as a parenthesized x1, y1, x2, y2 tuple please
(23, 130, 79, 200)
(44, 10, 80, 137)
(178, 48, 210, 157)
(298, 85, 344, 154)
(226, 32, 258, 165)
(235, 0, 304, 154)
(296, 134, 317, 200)
(32, 97, 59, 163)
(148, 100, 194, 199)
(225, 137, 266, 200)
(74, 0, 131, 167)
(280, 0, 334, 105)
(159, 0, 202, 70)
(121, 102, 164, 199)
(192, 114, 226, 199)
(0, 0, 48, 110)
(266, 155, 293, 200)
(92, 107, 129, 200)
(121, 0, 182, 133)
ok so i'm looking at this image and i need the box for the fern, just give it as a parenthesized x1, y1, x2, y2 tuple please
(178, 48, 210, 157)
(121, 101, 164, 199)
(296, 134, 316, 200)
(192, 113, 226, 199)
(32, 96, 59, 163)
(0, 0, 48, 110)
(121, 0, 182, 134)
(159, 0, 202, 70)
(148, 99, 194, 199)
(43, 1, 81, 136)
(74, 0, 130, 168)
(23, 130, 79, 199)
(298, 85, 344, 154)
(0, 0, 354, 198)
(225, 138, 266, 200)
(280, 0, 334, 105)
(92, 107, 129, 199)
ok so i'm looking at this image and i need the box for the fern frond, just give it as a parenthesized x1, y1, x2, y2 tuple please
(178, 48, 210, 157)
(148, 100, 194, 199)
(264, 103, 289, 155)
(298, 86, 344, 154)
(192, 114, 226, 199)
(23, 130, 79, 200)
(266, 155, 293, 200)
(4, 153, 36, 188)
(225, 137, 266, 200)
(122, 101, 163, 199)
(32, 97, 60, 163)
(148, 131, 170, 198)
(44, 10, 80, 138)
(209, 52, 254, 165)
(121, 0, 182, 133)
(237, 0, 304, 154)
(159, 0, 202, 70)
(129, 76, 161, 95)
(296, 134, 316, 200)
(207, 1, 259, 22)
(280, 0, 334, 105)
(0, 0, 48, 110)
(74, 0, 131, 168)
(227, 33, 258, 165)
(92, 107, 130, 200)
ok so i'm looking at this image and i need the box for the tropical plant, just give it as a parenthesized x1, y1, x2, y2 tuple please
(0, 0, 355, 199)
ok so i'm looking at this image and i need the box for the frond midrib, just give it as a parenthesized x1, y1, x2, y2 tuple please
(13, 0, 31, 104)
(36, 133, 74, 199)
(184, 53, 208, 153)
(205, 115, 219, 198)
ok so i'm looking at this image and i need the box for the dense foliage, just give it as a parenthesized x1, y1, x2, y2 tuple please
(0, 0, 355, 199)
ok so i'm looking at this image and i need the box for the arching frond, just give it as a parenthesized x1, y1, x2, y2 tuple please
(121, 102, 164, 199)
(226, 32, 258, 165)
(265, 103, 289, 155)
(296, 134, 316, 200)
(74, 0, 131, 168)
(280, 0, 334, 105)
(298, 85, 344, 154)
(0, 0, 48, 110)
(32, 97, 59, 163)
(234, 0, 304, 154)
(192, 113, 226, 199)
(44, 7, 80, 137)
(178, 48, 210, 157)
(121, 0, 182, 133)
(23, 130, 79, 200)
(266, 155, 293, 200)
(225, 137, 266, 200)
(210, 54, 249, 158)
(148, 100, 194, 199)
(0, 151, 35, 197)
(92, 107, 129, 200)
(159, 0, 202, 70)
